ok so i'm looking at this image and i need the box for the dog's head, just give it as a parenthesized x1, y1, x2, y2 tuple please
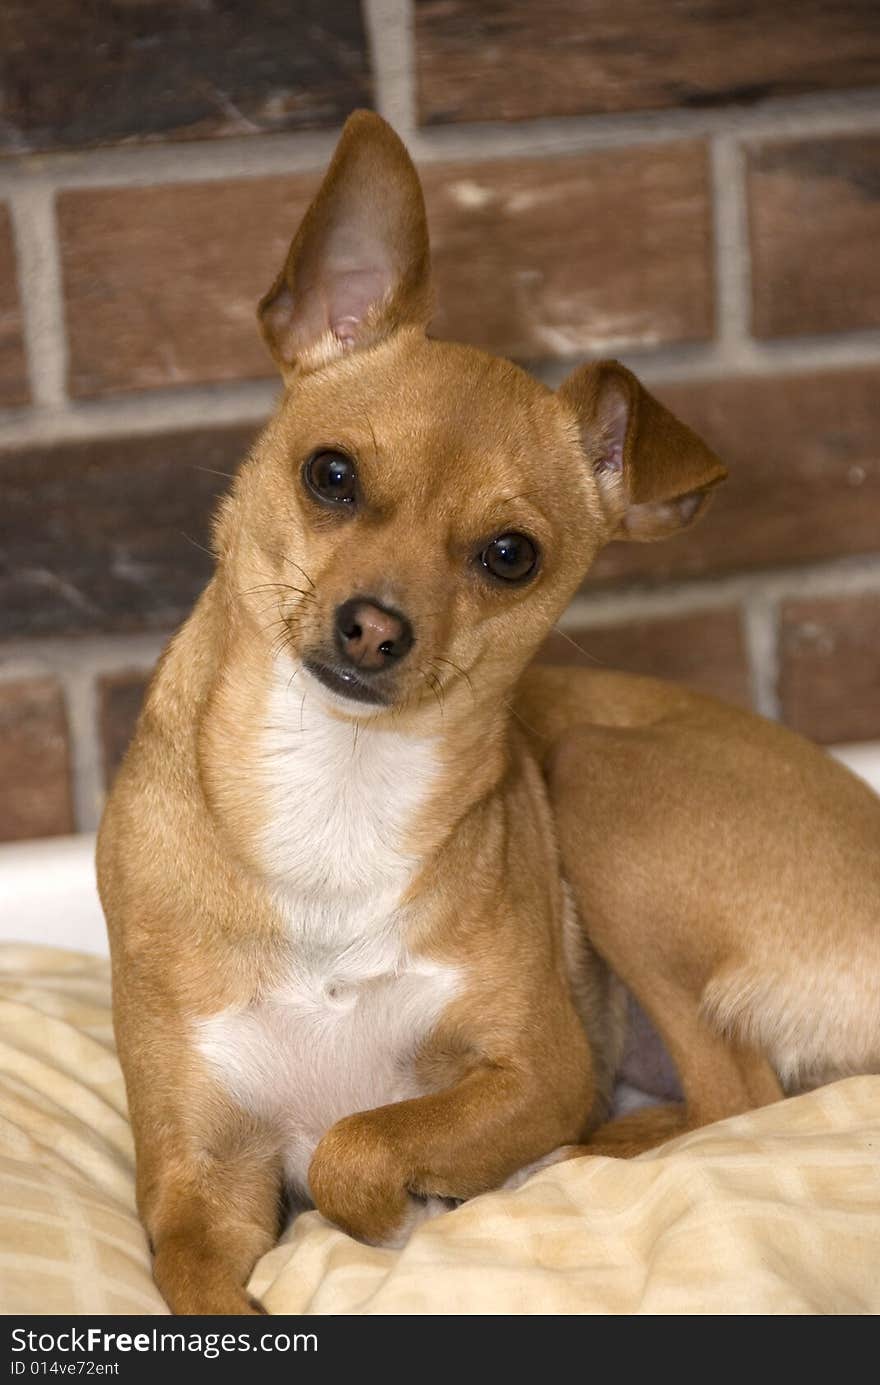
(220, 112, 725, 720)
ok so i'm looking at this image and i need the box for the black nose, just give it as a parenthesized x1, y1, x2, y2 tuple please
(334, 597, 414, 672)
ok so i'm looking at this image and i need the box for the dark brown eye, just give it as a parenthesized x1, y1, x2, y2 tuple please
(303, 450, 358, 506)
(480, 532, 539, 584)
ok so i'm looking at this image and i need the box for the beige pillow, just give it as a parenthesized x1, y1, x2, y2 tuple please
(2, 943, 879, 1316)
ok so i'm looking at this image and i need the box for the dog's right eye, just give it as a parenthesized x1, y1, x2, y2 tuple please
(303, 450, 358, 507)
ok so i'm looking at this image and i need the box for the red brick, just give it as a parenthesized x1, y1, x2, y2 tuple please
(59, 145, 712, 397)
(0, 0, 371, 155)
(0, 205, 28, 406)
(748, 135, 880, 339)
(540, 608, 752, 708)
(589, 368, 880, 586)
(99, 672, 150, 786)
(415, 0, 880, 125)
(59, 177, 317, 397)
(0, 424, 253, 638)
(0, 677, 74, 841)
(424, 145, 712, 360)
(779, 593, 880, 744)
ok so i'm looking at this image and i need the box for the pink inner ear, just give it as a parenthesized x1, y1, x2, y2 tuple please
(594, 378, 630, 476)
(326, 267, 389, 343)
(596, 439, 624, 475)
(675, 492, 703, 524)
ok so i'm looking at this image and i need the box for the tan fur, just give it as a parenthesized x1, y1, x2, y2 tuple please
(97, 111, 877, 1315)
(516, 668, 880, 1161)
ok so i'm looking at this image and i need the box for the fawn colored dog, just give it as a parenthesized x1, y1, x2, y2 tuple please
(98, 112, 880, 1314)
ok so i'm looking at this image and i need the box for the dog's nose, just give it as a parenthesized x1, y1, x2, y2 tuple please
(334, 598, 414, 671)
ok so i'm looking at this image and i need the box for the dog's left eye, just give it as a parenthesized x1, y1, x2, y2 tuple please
(480, 532, 539, 584)
(303, 450, 358, 506)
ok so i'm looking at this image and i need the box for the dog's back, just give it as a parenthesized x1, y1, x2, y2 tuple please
(523, 664, 880, 1095)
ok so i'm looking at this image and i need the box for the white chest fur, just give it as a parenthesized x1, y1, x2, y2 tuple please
(196, 662, 459, 1194)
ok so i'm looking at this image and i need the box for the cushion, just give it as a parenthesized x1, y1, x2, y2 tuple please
(2, 944, 879, 1315)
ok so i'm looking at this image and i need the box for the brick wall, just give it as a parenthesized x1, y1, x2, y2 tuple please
(1, 0, 879, 842)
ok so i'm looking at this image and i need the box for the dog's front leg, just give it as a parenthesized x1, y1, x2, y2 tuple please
(119, 1024, 283, 1315)
(308, 1064, 577, 1245)
(146, 1138, 282, 1316)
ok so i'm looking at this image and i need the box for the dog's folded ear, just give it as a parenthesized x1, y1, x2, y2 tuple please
(559, 360, 727, 541)
(258, 110, 432, 374)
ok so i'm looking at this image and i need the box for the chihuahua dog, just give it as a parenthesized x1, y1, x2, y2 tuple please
(98, 110, 878, 1316)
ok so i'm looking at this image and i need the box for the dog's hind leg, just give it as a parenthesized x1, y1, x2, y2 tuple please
(544, 985, 783, 1163)
(523, 1052, 780, 1167)
(640, 981, 783, 1125)
(582, 1040, 780, 1158)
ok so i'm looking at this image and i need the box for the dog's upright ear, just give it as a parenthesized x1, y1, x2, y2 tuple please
(258, 110, 431, 375)
(559, 360, 727, 541)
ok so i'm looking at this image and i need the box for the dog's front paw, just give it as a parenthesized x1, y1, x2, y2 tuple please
(309, 1112, 411, 1245)
(152, 1238, 270, 1316)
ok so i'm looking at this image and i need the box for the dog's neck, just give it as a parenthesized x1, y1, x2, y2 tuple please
(200, 618, 516, 930)
(259, 657, 440, 903)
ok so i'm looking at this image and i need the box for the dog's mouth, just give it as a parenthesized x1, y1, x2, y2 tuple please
(302, 657, 390, 706)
